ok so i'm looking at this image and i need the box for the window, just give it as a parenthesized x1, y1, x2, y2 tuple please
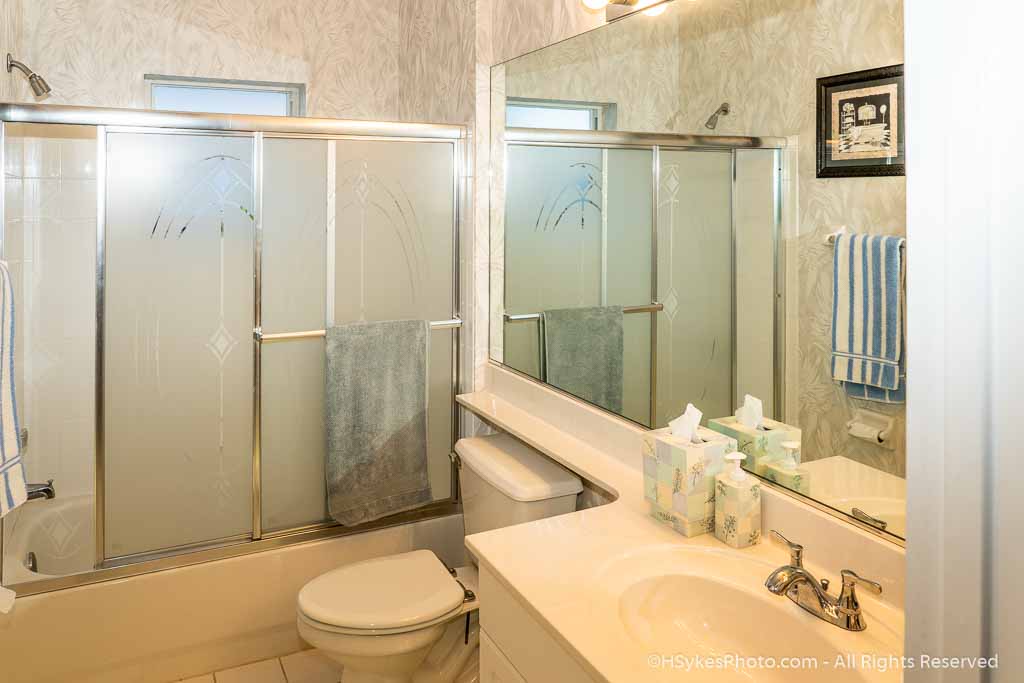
(146, 75, 305, 117)
(506, 99, 615, 130)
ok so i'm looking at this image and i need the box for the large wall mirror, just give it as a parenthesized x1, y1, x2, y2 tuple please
(489, 0, 906, 542)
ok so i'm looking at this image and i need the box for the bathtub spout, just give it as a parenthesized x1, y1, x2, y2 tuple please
(26, 480, 55, 501)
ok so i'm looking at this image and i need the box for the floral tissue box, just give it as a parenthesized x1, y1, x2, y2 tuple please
(706, 416, 802, 477)
(642, 426, 738, 537)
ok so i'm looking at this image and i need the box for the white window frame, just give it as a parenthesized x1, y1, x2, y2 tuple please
(144, 74, 306, 117)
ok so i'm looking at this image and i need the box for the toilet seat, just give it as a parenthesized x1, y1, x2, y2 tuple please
(297, 550, 468, 636)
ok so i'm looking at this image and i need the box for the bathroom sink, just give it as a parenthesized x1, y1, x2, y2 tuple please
(582, 544, 902, 682)
(619, 574, 869, 682)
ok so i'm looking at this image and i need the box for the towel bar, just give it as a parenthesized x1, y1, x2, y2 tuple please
(503, 302, 663, 323)
(257, 318, 462, 343)
(823, 227, 905, 249)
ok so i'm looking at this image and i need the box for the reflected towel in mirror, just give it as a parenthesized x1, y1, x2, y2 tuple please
(542, 306, 624, 414)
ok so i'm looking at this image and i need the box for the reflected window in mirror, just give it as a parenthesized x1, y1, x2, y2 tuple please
(506, 99, 615, 130)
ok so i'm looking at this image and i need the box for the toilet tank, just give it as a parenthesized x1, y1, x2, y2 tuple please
(455, 434, 583, 536)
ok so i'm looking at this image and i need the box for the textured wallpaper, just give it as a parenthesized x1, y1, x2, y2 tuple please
(0, 0, 479, 124)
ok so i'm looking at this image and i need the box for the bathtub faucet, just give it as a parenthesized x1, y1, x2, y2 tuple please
(26, 479, 55, 501)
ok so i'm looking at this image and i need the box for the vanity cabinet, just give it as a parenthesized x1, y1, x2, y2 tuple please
(481, 631, 527, 683)
(478, 565, 598, 683)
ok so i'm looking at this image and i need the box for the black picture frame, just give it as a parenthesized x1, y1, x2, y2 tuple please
(816, 65, 905, 178)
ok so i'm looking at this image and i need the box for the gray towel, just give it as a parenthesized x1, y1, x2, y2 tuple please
(325, 320, 432, 526)
(542, 306, 624, 414)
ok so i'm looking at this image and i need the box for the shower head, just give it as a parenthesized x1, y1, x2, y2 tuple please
(704, 102, 731, 130)
(6, 53, 51, 98)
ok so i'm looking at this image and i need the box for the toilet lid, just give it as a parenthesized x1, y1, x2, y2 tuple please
(298, 550, 465, 631)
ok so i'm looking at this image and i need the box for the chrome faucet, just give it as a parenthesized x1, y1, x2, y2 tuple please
(764, 530, 882, 632)
(26, 479, 55, 501)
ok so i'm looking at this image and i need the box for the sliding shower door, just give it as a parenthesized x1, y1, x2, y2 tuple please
(259, 136, 458, 533)
(103, 131, 256, 560)
(0, 106, 463, 590)
(503, 144, 653, 425)
(654, 150, 733, 428)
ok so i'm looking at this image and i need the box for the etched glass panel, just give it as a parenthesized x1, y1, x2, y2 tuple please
(503, 145, 653, 425)
(333, 140, 455, 501)
(655, 150, 733, 426)
(103, 131, 255, 558)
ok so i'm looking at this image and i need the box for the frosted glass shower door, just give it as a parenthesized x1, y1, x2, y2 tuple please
(259, 137, 458, 532)
(655, 150, 734, 426)
(103, 131, 255, 559)
(332, 139, 456, 504)
(503, 144, 653, 425)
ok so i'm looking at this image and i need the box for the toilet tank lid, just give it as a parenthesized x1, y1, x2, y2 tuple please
(455, 434, 583, 502)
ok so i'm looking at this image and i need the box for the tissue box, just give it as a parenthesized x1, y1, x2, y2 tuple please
(642, 426, 738, 537)
(763, 462, 811, 495)
(714, 476, 762, 549)
(706, 416, 802, 477)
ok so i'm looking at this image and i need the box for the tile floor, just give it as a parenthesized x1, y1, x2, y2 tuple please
(179, 649, 342, 683)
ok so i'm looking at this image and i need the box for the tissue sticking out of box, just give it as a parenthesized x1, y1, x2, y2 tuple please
(735, 394, 764, 430)
(669, 403, 703, 444)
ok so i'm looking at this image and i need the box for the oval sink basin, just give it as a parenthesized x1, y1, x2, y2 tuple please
(619, 574, 876, 682)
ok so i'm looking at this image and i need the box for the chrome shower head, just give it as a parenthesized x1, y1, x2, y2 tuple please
(6, 53, 51, 98)
(704, 102, 731, 130)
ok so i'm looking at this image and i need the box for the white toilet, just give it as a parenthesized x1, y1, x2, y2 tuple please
(297, 434, 584, 683)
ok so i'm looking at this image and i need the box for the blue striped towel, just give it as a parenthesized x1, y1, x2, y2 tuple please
(0, 261, 25, 518)
(831, 233, 905, 399)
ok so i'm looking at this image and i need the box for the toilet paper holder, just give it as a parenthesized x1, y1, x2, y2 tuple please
(846, 409, 896, 449)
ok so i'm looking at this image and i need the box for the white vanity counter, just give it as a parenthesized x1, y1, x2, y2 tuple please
(458, 367, 905, 683)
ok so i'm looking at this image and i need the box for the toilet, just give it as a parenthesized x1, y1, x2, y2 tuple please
(297, 434, 584, 683)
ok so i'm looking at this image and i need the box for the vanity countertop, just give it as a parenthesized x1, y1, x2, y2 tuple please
(458, 387, 904, 683)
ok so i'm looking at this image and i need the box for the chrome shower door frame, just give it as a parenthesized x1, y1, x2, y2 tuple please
(0, 103, 466, 596)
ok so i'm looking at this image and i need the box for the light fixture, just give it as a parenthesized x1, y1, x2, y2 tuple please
(592, 0, 674, 21)
(636, 0, 668, 16)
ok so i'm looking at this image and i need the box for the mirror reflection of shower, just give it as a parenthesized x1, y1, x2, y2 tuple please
(704, 102, 730, 130)
(6, 53, 51, 98)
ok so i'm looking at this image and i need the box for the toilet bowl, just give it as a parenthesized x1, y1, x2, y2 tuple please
(298, 435, 583, 682)
(297, 550, 479, 683)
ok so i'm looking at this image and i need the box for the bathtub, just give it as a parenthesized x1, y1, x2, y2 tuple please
(2, 494, 95, 584)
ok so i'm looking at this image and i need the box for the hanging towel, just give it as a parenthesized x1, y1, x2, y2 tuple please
(831, 233, 906, 394)
(0, 261, 26, 519)
(542, 306, 624, 414)
(845, 352, 906, 404)
(325, 320, 432, 526)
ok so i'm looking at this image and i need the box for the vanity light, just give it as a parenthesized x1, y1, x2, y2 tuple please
(581, 0, 674, 17)
(636, 0, 668, 16)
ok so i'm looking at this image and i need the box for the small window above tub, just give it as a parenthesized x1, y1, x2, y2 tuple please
(506, 98, 616, 130)
(145, 74, 306, 117)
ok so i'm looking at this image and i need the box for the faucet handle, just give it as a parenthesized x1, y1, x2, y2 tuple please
(841, 569, 882, 596)
(770, 529, 803, 567)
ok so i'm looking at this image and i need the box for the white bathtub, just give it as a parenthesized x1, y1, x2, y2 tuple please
(2, 494, 95, 584)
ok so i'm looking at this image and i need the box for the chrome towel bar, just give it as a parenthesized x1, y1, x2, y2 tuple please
(502, 303, 662, 323)
(257, 318, 463, 343)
